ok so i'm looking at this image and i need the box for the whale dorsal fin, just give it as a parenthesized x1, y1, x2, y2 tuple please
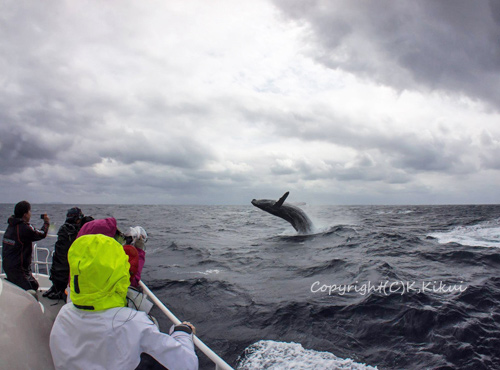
(274, 191, 289, 208)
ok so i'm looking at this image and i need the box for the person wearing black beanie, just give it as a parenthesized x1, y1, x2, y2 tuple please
(44, 207, 93, 300)
(2, 201, 50, 291)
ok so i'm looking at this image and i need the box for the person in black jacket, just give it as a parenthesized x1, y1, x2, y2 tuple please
(43, 207, 93, 300)
(2, 200, 50, 291)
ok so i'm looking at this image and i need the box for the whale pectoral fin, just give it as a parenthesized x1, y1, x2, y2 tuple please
(273, 191, 290, 208)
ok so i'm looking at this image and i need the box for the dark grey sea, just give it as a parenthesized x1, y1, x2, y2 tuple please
(1, 204, 499, 369)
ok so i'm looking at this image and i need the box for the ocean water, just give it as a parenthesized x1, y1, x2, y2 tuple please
(1, 203, 500, 369)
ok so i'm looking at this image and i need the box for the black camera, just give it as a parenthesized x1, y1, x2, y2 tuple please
(40, 214, 47, 219)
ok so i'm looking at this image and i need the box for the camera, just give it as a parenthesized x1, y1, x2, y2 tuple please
(40, 214, 47, 219)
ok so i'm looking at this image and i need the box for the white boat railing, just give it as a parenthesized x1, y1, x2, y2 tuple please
(33, 244, 53, 275)
(0, 236, 234, 370)
(139, 280, 234, 370)
(0, 243, 52, 276)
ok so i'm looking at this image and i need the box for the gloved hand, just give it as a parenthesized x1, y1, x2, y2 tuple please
(170, 322, 196, 335)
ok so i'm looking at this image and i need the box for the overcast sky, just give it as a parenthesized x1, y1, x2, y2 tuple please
(1, 0, 499, 205)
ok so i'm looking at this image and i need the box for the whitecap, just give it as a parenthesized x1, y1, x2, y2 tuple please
(429, 219, 500, 248)
(237, 340, 377, 370)
(192, 269, 221, 275)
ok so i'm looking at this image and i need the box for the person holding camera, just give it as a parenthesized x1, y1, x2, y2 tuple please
(1, 200, 50, 292)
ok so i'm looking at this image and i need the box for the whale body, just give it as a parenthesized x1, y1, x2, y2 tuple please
(251, 192, 314, 234)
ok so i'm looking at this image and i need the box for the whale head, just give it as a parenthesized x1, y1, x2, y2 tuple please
(251, 192, 314, 234)
(251, 198, 274, 208)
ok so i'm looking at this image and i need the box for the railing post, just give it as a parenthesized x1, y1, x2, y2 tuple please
(34, 243, 39, 275)
(139, 281, 234, 370)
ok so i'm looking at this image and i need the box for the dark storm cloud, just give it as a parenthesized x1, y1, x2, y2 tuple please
(0, 124, 62, 174)
(0, 0, 216, 175)
(0, 76, 108, 173)
(272, 0, 500, 109)
(1, 0, 498, 204)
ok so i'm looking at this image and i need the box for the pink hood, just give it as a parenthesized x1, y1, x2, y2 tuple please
(77, 217, 117, 238)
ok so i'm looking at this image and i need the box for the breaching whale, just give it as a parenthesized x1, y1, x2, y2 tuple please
(251, 192, 314, 234)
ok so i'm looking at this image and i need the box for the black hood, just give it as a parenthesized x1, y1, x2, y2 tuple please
(8, 216, 24, 226)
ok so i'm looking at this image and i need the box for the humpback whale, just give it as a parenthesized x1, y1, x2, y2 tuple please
(251, 192, 314, 234)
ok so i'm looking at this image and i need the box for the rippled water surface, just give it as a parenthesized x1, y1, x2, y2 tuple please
(1, 204, 499, 369)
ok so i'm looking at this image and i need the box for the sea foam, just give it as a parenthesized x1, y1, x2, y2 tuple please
(429, 219, 500, 248)
(237, 340, 377, 370)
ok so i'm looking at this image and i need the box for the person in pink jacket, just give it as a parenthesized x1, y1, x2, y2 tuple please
(77, 218, 147, 287)
(124, 226, 148, 287)
(77, 217, 119, 239)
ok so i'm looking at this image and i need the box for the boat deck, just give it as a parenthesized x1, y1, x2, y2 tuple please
(38, 291, 66, 322)
(1, 243, 234, 370)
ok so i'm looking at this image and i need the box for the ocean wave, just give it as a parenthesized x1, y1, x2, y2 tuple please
(237, 340, 377, 370)
(192, 269, 221, 276)
(375, 209, 415, 215)
(428, 219, 500, 248)
(420, 250, 481, 265)
(372, 231, 422, 245)
(168, 242, 207, 256)
(295, 258, 350, 278)
(10, 204, 499, 369)
(147, 277, 241, 295)
(322, 225, 360, 236)
(268, 225, 359, 243)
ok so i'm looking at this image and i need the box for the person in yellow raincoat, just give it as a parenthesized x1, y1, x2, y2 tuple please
(49, 234, 198, 370)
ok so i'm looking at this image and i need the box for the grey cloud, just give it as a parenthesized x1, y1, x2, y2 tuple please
(481, 154, 500, 170)
(377, 135, 461, 174)
(334, 168, 385, 183)
(86, 166, 252, 205)
(0, 125, 62, 174)
(97, 134, 216, 170)
(272, 0, 500, 109)
(351, 132, 468, 174)
(1, 0, 497, 204)
(297, 114, 454, 164)
(271, 165, 296, 175)
(0, 2, 217, 174)
(265, 151, 412, 185)
(319, 160, 410, 184)
(246, 104, 476, 181)
(478, 131, 500, 170)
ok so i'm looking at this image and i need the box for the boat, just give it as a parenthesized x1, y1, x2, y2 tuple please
(0, 238, 233, 370)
